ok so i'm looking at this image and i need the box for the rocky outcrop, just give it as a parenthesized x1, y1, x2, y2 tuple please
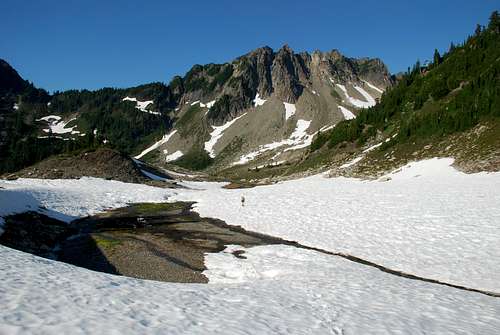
(308, 50, 390, 87)
(176, 45, 393, 126)
(242, 46, 274, 98)
(270, 45, 309, 103)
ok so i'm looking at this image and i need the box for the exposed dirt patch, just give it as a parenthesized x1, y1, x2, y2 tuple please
(222, 182, 258, 189)
(62, 202, 288, 283)
(1, 202, 288, 283)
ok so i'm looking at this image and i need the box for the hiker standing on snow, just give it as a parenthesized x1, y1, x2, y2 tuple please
(241, 195, 245, 207)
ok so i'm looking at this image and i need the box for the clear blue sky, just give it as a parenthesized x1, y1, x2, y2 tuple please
(1, 0, 497, 92)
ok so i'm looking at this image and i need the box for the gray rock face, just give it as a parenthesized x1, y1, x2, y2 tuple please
(236, 46, 274, 98)
(173, 45, 393, 126)
(270, 45, 308, 103)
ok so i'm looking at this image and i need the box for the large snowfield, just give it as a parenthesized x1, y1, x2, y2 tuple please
(1, 158, 500, 334)
(1, 242, 499, 334)
(174, 158, 500, 293)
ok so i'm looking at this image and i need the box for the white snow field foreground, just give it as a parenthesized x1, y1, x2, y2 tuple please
(1, 158, 500, 333)
(1, 242, 500, 334)
(173, 158, 500, 293)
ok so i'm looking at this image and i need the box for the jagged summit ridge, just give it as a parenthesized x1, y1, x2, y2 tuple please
(139, 45, 393, 170)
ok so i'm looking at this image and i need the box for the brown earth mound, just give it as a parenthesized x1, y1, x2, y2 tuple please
(5, 148, 148, 183)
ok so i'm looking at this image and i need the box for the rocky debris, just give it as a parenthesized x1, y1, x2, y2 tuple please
(0, 202, 293, 284)
(7, 148, 149, 183)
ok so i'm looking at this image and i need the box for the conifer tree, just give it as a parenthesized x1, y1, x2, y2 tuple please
(489, 11, 499, 33)
(433, 49, 441, 66)
(475, 24, 482, 36)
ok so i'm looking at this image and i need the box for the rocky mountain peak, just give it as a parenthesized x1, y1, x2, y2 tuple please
(277, 44, 293, 54)
(176, 44, 393, 127)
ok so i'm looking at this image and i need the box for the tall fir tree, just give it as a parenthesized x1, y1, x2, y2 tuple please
(433, 49, 441, 66)
(489, 11, 499, 33)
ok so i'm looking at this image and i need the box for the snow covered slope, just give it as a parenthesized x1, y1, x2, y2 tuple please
(173, 158, 500, 292)
(1, 243, 499, 334)
(233, 119, 313, 165)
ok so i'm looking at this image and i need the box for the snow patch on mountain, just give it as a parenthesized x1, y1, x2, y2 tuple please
(37, 135, 71, 141)
(353, 85, 376, 106)
(37, 115, 61, 122)
(122, 97, 159, 115)
(204, 113, 247, 158)
(339, 156, 364, 169)
(200, 100, 216, 109)
(336, 84, 376, 108)
(339, 106, 356, 120)
(37, 115, 80, 135)
(283, 102, 296, 120)
(253, 93, 266, 107)
(362, 141, 384, 153)
(135, 130, 177, 159)
(319, 124, 335, 132)
(362, 80, 384, 94)
(233, 120, 311, 165)
(165, 150, 183, 162)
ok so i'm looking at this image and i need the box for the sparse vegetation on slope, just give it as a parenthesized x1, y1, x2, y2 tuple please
(312, 12, 500, 153)
(308, 11, 500, 175)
